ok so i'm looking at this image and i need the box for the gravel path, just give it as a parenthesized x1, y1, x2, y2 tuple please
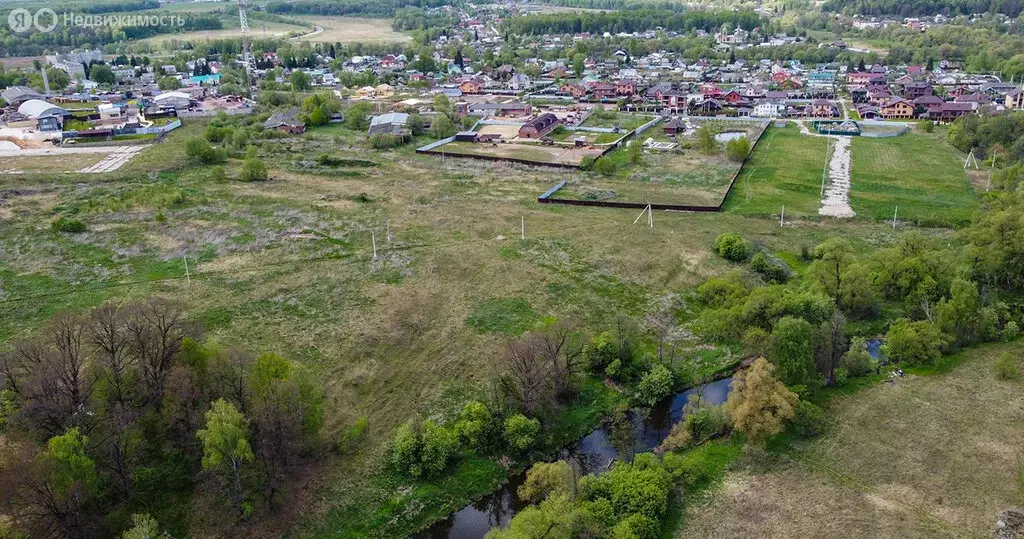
(795, 121, 856, 218)
(818, 135, 855, 217)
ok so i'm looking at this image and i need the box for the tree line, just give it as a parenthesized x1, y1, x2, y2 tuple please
(0, 298, 326, 538)
(265, 0, 451, 18)
(501, 9, 763, 36)
(821, 0, 1023, 17)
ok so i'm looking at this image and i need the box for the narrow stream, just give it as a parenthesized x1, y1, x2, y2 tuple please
(418, 377, 735, 539)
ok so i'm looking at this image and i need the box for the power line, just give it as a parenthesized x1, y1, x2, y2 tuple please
(0, 219, 623, 306)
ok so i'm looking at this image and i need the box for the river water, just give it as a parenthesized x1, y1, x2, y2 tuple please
(419, 377, 735, 539)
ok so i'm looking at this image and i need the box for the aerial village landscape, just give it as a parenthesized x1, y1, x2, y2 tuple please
(1, 0, 1024, 537)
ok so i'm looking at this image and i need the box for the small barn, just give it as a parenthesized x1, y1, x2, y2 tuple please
(263, 108, 306, 134)
(518, 113, 559, 139)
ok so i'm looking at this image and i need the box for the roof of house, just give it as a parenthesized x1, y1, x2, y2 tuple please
(263, 108, 304, 129)
(369, 112, 409, 127)
(523, 113, 558, 130)
(2, 86, 43, 105)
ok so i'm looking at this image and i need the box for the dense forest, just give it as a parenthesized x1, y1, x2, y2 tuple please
(820, 0, 1024, 17)
(0, 299, 325, 538)
(78, 0, 161, 15)
(0, 11, 222, 57)
(501, 10, 763, 35)
(265, 0, 452, 18)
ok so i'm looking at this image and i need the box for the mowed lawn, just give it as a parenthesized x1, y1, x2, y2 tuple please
(722, 123, 829, 217)
(682, 342, 1024, 538)
(850, 131, 977, 225)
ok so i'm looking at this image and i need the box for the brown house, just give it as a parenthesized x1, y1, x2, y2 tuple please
(592, 83, 617, 100)
(616, 79, 638, 96)
(458, 79, 483, 94)
(560, 83, 587, 98)
(880, 97, 914, 119)
(518, 113, 560, 139)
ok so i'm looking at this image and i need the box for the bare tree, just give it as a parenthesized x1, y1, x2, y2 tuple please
(533, 322, 584, 400)
(501, 336, 555, 417)
(14, 314, 96, 438)
(89, 303, 135, 409)
(124, 298, 188, 409)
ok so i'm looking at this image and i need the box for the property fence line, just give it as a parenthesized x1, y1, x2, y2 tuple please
(538, 119, 770, 212)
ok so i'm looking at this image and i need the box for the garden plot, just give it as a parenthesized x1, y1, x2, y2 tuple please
(432, 140, 604, 167)
(0, 145, 145, 175)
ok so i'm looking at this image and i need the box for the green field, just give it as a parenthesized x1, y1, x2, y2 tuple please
(723, 123, 829, 217)
(724, 124, 978, 224)
(682, 341, 1024, 537)
(849, 131, 978, 226)
(0, 116, 935, 537)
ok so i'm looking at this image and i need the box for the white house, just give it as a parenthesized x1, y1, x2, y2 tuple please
(152, 91, 191, 109)
(753, 101, 787, 118)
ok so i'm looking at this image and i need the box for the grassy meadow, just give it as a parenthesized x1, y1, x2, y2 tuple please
(681, 341, 1024, 537)
(0, 116, 971, 537)
(724, 124, 978, 225)
(849, 130, 978, 226)
(723, 123, 830, 217)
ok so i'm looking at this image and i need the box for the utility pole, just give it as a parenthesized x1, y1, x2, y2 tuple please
(372, 231, 378, 260)
(183, 255, 191, 284)
(892, 206, 898, 230)
(780, 205, 785, 227)
(238, 0, 257, 93)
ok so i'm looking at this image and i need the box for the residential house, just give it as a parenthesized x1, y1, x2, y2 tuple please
(931, 102, 973, 122)
(753, 101, 786, 118)
(809, 99, 839, 118)
(560, 83, 587, 98)
(518, 113, 559, 139)
(902, 81, 933, 100)
(458, 79, 483, 94)
(616, 79, 638, 96)
(1, 86, 43, 106)
(1006, 88, 1024, 110)
(263, 108, 306, 134)
(879, 97, 914, 119)
(592, 83, 617, 100)
(367, 112, 410, 136)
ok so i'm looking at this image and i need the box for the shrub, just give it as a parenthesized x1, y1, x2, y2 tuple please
(1002, 321, 1020, 342)
(369, 133, 405, 149)
(208, 166, 227, 182)
(742, 328, 771, 359)
(635, 364, 674, 407)
(840, 338, 874, 377)
(750, 252, 789, 284)
(454, 401, 493, 452)
(789, 400, 827, 437)
(882, 318, 947, 366)
(611, 513, 659, 539)
(920, 119, 935, 133)
(594, 157, 618, 176)
(995, 353, 1020, 380)
(239, 157, 269, 182)
(52, 216, 87, 234)
(185, 137, 226, 164)
(696, 275, 748, 307)
(391, 419, 457, 478)
(725, 135, 750, 162)
(338, 416, 368, 452)
(661, 396, 730, 452)
(714, 233, 750, 262)
(504, 414, 540, 453)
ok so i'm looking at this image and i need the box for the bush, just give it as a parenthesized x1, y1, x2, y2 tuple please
(840, 338, 874, 377)
(995, 353, 1020, 380)
(391, 419, 457, 478)
(660, 395, 730, 452)
(369, 133, 405, 149)
(750, 252, 789, 284)
(789, 400, 827, 437)
(882, 318, 947, 366)
(208, 166, 227, 182)
(185, 137, 226, 165)
(594, 157, 618, 176)
(920, 119, 935, 133)
(635, 364, 674, 407)
(239, 157, 269, 182)
(454, 401, 493, 452)
(725, 136, 751, 162)
(1002, 321, 1020, 342)
(338, 416, 368, 452)
(504, 414, 540, 453)
(714, 233, 750, 262)
(611, 513, 659, 539)
(52, 216, 87, 234)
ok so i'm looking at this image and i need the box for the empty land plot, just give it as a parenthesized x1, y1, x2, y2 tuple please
(722, 124, 830, 217)
(476, 124, 523, 140)
(849, 131, 977, 225)
(293, 16, 412, 43)
(580, 112, 653, 131)
(557, 151, 739, 207)
(139, 20, 308, 45)
(682, 342, 1024, 538)
(434, 141, 603, 166)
